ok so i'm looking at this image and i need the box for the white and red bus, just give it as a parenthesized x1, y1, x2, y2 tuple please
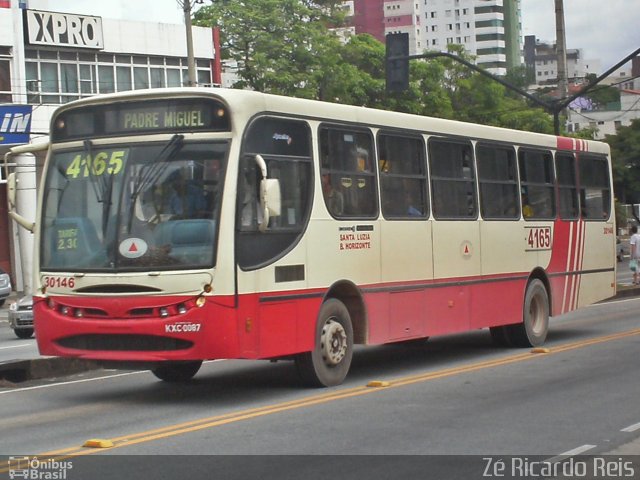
(19, 88, 615, 386)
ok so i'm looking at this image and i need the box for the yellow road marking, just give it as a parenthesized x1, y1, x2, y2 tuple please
(2, 327, 639, 468)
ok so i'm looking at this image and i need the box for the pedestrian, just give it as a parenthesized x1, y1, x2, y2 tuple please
(630, 225, 640, 284)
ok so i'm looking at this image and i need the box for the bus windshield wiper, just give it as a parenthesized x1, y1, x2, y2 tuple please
(127, 134, 184, 232)
(83, 139, 103, 204)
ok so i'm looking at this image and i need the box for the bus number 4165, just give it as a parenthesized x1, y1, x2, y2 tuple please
(527, 227, 552, 250)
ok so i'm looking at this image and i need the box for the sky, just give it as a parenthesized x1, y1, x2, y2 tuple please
(28, 0, 640, 73)
(520, 0, 639, 72)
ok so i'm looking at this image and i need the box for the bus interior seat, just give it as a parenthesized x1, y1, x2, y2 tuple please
(154, 219, 215, 264)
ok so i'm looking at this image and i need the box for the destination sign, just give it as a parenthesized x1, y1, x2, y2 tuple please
(52, 98, 230, 142)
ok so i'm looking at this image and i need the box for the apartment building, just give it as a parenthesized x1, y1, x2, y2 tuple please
(523, 35, 601, 85)
(350, 0, 522, 75)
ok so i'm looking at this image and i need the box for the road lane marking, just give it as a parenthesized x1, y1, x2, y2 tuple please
(9, 326, 638, 464)
(621, 422, 640, 433)
(0, 360, 224, 396)
(546, 444, 598, 463)
(559, 444, 597, 456)
(0, 343, 32, 350)
(6, 328, 640, 464)
(0, 371, 147, 396)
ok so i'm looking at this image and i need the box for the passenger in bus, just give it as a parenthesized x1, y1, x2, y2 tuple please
(168, 170, 207, 218)
(406, 191, 422, 216)
(321, 173, 344, 216)
(521, 193, 533, 218)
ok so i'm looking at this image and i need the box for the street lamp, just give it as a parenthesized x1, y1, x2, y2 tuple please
(176, 0, 204, 87)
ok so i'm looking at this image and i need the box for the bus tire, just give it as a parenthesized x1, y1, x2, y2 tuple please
(14, 328, 34, 339)
(295, 298, 353, 387)
(151, 360, 202, 382)
(506, 279, 549, 347)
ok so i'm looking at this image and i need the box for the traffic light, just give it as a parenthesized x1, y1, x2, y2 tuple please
(385, 33, 409, 93)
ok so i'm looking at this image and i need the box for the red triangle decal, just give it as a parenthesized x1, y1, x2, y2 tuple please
(464, 245, 469, 254)
(129, 242, 138, 252)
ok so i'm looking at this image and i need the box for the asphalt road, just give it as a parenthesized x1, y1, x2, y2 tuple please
(1, 295, 640, 479)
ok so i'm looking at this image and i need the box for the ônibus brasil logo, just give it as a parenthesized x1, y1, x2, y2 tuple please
(7, 457, 73, 480)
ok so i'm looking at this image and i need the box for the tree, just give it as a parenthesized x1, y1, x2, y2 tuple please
(193, 0, 346, 98)
(605, 119, 640, 204)
(584, 74, 621, 109)
(193, 2, 555, 134)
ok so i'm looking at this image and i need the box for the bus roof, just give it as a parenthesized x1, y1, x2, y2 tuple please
(50, 87, 610, 155)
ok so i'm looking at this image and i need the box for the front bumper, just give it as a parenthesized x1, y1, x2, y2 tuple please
(9, 310, 34, 330)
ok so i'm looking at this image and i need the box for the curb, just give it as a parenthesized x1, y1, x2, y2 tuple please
(608, 285, 640, 301)
(0, 357, 100, 385)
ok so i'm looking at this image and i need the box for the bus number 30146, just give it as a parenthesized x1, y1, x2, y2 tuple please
(526, 227, 552, 250)
(43, 276, 76, 289)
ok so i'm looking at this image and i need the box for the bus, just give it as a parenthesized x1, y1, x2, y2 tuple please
(10, 88, 615, 387)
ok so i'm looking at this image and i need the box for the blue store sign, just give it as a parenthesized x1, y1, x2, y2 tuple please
(0, 105, 33, 145)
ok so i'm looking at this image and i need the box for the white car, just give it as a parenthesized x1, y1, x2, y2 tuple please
(0, 268, 11, 307)
(9, 295, 34, 339)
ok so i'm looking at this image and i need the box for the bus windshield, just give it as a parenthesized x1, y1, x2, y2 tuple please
(40, 138, 228, 272)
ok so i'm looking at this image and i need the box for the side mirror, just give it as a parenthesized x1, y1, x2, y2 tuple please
(7, 172, 17, 208)
(255, 155, 281, 232)
(6, 172, 35, 232)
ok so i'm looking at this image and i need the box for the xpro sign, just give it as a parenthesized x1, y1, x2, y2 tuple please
(25, 10, 104, 49)
(0, 106, 32, 145)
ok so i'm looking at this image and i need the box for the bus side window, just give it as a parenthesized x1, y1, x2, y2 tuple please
(518, 149, 556, 220)
(237, 116, 313, 269)
(428, 138, 477, 219)
(477, 143, 518, 220)
(556, 153, 579, 220)
(378, 132, 428, 219)
(319, 126, 377, 218)
(579, 154, 611, 220)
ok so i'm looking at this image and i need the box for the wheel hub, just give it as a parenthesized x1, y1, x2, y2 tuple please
(321, 319, 347, 366)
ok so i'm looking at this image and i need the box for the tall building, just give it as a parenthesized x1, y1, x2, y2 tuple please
(350, 0, 522, 75)
(524, 35, 601, 86)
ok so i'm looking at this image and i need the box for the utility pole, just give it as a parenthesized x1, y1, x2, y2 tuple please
(555, 0, 568, 101)
(177, 0, 199, 87)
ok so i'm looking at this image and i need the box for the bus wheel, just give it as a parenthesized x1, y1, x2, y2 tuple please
(506, 279, 549, 347)
(151, 360, 202, 382)
(14, 328, 34, 339)
(295, 298, 353, 387)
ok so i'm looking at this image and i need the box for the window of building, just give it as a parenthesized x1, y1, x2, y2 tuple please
(378, 133, 428, 219)
(98, 65, 115, 94)
(475, 5, 503, 14)
(475, 19, 503, 28)
(429, 138, 476, 219)
(21, 49, 212, 104)
(0, 48, 12, 102)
